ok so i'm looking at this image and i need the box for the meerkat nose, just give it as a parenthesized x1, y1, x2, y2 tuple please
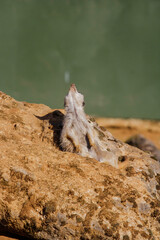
(70, 84, 77, 92)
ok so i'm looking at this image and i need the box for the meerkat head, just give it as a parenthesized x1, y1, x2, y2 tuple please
(64, 84, 85, 114)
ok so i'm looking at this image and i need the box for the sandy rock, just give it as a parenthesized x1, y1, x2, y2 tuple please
(0, 91, 160, 240)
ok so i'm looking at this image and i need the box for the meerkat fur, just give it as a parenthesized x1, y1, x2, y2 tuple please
(60, 84, 121, 167)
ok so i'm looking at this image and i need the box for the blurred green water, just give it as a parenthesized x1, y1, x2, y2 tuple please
(0, 0, 160, 119)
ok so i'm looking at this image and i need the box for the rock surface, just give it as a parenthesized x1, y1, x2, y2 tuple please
(96, 118, 160, 149)
(0, 91, 160, 240)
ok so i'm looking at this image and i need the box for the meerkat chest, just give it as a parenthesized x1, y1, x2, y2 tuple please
(69, 119, 89, 137)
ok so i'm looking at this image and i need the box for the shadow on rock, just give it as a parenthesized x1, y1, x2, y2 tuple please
(35, 110, 64, 149)
(0, 225, 31, 240)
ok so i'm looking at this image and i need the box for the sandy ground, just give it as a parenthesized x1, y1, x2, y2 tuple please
(96, 118, 160, 149)
(0, 117, 159, 240)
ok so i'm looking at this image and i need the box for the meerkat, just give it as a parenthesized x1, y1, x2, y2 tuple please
(126, 134, 160, 162)
(60, 84, 123, 168)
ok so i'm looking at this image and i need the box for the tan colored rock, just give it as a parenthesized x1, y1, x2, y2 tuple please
(96, 117, 160, 149)
(0, 91, 160, 240)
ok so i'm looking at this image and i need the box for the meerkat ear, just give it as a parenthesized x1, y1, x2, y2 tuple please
(82, 101, 85, 106)
(64, 98, 67, 107)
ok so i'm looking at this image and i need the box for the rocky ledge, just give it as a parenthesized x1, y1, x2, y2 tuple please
(0, 92, 160, 240)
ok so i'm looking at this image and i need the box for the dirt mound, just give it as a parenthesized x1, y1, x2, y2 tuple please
(0, 92, 159, 240)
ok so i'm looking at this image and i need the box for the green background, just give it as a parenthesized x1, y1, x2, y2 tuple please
(0, 0, 160, 119)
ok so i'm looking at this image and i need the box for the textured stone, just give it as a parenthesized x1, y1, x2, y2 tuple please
(0, 91, 160, 239)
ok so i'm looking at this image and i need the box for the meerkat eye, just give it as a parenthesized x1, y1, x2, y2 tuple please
(82, 101, 85, 106)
